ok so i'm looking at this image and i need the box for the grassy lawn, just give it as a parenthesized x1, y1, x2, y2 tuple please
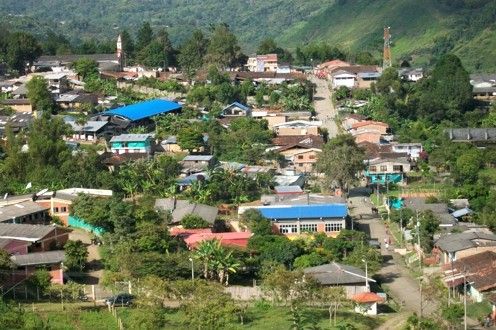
(19, 302, 117, 329)
(467, 301, 492, 321)
(118, 305, 385, 330)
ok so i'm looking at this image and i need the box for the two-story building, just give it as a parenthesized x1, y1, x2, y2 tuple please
(110, 134, 154, 155)
(365, 157, 411, 185)
(246, 54, 278, 72)
(391, 143, 423, 160)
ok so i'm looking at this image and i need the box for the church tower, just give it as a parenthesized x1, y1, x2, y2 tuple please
(116, 34, 124, 70)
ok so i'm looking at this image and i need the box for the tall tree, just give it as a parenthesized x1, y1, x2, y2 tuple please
(316, 134, 365, 189)
(205, 24, 242, 68)
(136, 22, 154, 51)
(72, 57, 99, 81)
(177, 126, 204, 152)
(120, 29, 135, 59)
(64, 240, 88, 272)
(26, 76, 56, 113)
(138, 29, 175, 69)
(6, 32, 42, 74)
(178, 30, 208, 79)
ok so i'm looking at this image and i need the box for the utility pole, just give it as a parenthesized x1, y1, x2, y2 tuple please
(417, 211, 423, 318)
(383, 27, 392, 69)
(399, 207, 403, 245)
(463, 270, 467, 330)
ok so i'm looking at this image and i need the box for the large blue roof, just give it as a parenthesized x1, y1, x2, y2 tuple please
(101, 99, 181, 122)
(258, 204, 348, 220)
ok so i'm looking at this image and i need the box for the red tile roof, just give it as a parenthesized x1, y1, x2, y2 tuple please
(184, 232, 252, 249)
(317, 60, 351, 70)
(442, 251, 496, 291)
(352, 121, 389, 130)
(272, 135, 324, 148)
(351, 292, 384, 303)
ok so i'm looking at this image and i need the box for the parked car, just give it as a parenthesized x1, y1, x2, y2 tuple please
(104, 293, 134, 307)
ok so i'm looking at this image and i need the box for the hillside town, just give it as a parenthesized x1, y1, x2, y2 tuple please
(1, 22, 496, 329)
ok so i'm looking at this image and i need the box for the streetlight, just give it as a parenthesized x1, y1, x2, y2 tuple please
(362, 259, 369, 292)
(188, 258, 194, 281)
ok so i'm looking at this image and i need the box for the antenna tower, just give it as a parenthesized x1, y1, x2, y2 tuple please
(383, 27, 392, 69)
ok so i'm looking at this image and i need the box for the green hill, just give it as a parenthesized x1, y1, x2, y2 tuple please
(1, 0, 495, 71)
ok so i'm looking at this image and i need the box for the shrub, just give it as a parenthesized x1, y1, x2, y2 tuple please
(181, 214, 210, 229)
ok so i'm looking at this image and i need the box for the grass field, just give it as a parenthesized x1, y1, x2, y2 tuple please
(118, 305, 385, 330)
(17, 302, 386, 330)
(21, 302, 118, 330)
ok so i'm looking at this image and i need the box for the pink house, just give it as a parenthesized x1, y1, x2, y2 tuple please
(0, 238, 30, 255)
(10, 250, 65, 285)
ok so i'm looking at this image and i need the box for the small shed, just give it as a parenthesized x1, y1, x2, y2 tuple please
(352, 292, 385, 316)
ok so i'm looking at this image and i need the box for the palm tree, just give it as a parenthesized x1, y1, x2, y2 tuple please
(194, 240, 240, 285)
(194, 240, 217, 279)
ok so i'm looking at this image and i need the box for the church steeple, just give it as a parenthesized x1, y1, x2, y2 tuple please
(117, 34, 124, 70)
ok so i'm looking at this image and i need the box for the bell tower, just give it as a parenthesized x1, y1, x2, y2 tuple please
(116, 34, 124, 70)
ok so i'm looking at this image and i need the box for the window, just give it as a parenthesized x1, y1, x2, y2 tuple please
(61, 207, 67, 213)
(298, 155, 304, 160)
(54, 207, 59, 213)
(380, 165, 388, 172)
(309, 155, 316, 160)
(325, 223, 343, 232)
(298, 163, 304, 167)
(369, 166, 377, 172)
(279, 224, 298, 234)
(300, 223, 317, 232)
(393, 165, 403, 172)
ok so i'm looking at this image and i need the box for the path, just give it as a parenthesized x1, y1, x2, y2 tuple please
(310, 75, 339, 138)
(68, 228, 104, 285)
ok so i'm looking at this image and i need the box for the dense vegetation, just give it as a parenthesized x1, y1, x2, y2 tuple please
(1, 0, 496, 70)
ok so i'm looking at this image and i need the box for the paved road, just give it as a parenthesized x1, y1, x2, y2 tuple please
(310, 75, 339, 138)
(348, 193, 484, 329)
(349, 196, 436, 315)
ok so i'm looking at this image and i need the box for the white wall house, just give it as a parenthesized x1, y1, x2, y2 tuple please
(392, 143, 423, 159)
(331, 71, 356, 89)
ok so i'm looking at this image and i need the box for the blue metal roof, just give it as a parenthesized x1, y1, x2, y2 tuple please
(223, 102, 250, 112)
(258, 204, 347, 220)
(101, 99, 181, 122)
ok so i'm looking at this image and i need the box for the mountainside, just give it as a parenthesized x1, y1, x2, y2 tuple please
(1, 0, 495, 71)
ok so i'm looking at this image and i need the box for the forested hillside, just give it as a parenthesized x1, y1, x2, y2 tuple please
(1, 0, 495, 71)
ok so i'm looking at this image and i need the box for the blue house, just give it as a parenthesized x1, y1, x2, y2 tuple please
(254, 204, 348, 236)
(110, 134, 154, 155)
(221, 102, 252, 117)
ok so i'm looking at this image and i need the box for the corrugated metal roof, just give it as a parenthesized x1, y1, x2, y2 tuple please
(67, 121, 108, 133)
(0, 223, 61, 241)
(110, 134, 153, 142)
(258, 204, 347, 220)
(11, 250, 65, 266)
(0, 201, 49, 223)
(182, 155, 213, 161)
(101, 99, 181, 122)
(274, 186, 303, 194)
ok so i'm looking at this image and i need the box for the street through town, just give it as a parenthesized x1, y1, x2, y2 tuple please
(310, 75, 339, 138)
